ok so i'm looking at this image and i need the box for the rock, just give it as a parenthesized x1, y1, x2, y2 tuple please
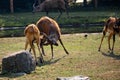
(56, 75, 90, 80)
(1, 50, 36, 74)
(10, 72, 26, 77)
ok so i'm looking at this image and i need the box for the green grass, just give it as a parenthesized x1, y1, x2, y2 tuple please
(0, 11, 119, 37)
(0, 33, 120, 80)
(0, 11, 119, 26)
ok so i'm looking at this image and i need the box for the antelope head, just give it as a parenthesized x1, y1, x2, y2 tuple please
(116, 18, 120, 35)
(41, 32, 59, 46)
(116, 18, 120, 27)
(32, 2, 42, 13)
(47, 33, 59, 46)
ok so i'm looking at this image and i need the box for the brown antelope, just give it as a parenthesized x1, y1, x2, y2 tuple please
(98, 17, 120, 52)
(36, 16, 69, 58)
(32, 0, 69, 19)
(24, 24, 43, 63)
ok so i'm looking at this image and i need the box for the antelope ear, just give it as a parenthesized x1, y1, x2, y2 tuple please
(24, 24, 29, 27)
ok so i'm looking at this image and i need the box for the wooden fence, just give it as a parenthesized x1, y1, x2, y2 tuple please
(0, 22, 104, 37)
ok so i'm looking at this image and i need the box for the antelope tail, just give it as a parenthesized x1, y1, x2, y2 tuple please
(106, 19, 111, 28)
(103, 19, 111, 33)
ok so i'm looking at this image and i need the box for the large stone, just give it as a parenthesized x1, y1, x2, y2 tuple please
(1, 50, 36, 74)
(56, 75, 90, 80)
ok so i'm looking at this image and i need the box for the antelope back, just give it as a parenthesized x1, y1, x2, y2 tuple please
(33, 0, 66, 13)
(104, 17, 116, 33)
(36, 16, 61, 38)
(24, 24, 40, 35)
(24, 24, 40, 42)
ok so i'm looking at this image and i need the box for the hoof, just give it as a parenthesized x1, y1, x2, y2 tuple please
(98, 49, 100, 52)
(66, 52, 69, 55)
(65, 50, 69, 55)
(43, 54, 46, 56)
(36, 61, 38, 66)
(51, 56, 54, 59)
(37, 57, 44, 65)
(98, 47, 101, 52)
(39, 57, 44, 63)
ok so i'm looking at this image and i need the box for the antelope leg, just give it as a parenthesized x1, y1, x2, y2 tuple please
(59, 38, 69, 55)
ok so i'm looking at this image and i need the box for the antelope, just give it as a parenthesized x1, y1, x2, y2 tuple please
(98, 17, 120, 52)
(32, 0, 69, 19)
(36, 16, 69, 58)
(24, 24, 43, 63)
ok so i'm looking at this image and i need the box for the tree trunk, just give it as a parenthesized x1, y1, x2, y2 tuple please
(94, 0, 98, 8)
(10, 0, 14, 13)
(83, 0, 87, 7)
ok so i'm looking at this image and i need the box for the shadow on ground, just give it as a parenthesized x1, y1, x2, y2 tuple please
(37, 55, 67, 67)
(100, 51, 120, 60)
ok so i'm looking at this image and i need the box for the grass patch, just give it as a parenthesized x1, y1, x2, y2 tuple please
(0, 11, 119, 26)
(0, 11, 119, 37)
(0, 33, 120, 80)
